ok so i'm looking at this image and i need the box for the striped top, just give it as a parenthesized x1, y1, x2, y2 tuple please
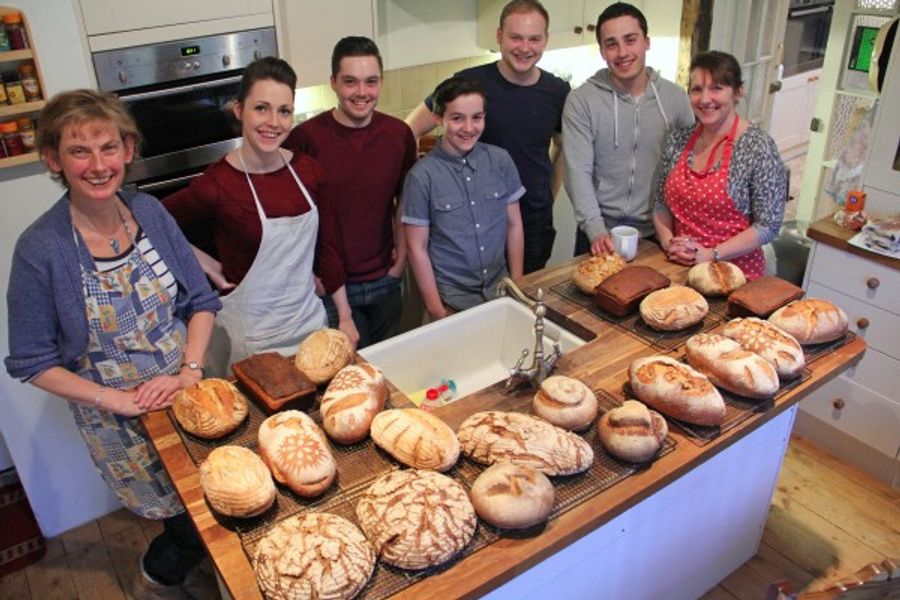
(93, 228, 178, 298)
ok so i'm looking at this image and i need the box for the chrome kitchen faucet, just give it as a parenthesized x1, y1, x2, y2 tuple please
(497, 278, 562, 392)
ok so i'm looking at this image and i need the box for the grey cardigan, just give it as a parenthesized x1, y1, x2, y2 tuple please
(5, 191, 221, 380)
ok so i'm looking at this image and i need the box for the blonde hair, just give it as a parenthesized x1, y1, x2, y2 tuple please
(37, 89, 141, 186)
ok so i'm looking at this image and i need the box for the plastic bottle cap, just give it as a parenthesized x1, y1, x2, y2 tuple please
(3, 13, 22, 24)
(0, 121, 19, 133)
(426, 388, 439, 400)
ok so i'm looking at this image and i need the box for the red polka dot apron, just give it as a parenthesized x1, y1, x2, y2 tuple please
(663, 116, 765, 280)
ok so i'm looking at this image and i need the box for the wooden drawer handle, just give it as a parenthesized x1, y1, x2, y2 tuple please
(866, 277, 880, 289)
(832, 398, 845, 410)
(856, 317, 870, 329)
(574, 25, 583, 34)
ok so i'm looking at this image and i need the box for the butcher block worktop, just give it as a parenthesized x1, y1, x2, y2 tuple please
(142, 240, 866, 600)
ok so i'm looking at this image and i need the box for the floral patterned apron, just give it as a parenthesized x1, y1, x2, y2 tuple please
(663, 116, 765, 280)
(71, 220, 185, 519)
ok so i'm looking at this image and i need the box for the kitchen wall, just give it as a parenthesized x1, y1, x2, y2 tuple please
(0, 0, 121, 537)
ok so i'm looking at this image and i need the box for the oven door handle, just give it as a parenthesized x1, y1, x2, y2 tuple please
(120, 75, 243, 102)
(790, 5, 832, 17)
(137, 172, 202, 193)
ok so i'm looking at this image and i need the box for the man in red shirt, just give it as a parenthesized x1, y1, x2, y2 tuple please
(285, 37, 416, 348)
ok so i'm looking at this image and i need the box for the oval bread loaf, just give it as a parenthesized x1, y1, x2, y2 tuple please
(469, 462, 555, 529)
(355, 469, 476, 570)
(199, 446, 275, 518)
(573, 253, 626, 294)
(532, 375, 598, 431)
(722, 317, 805, 379)
(294, 328, 353, 384)
(257, 410, 336, 497)
(173, 378, 248, 439)
(370, 408, 460, 471)
(768, 298, 849, 345)
(597, 400, 668, 463)
(685, 333, 780, 399)
(253, 512, 375, 600)
(686, 261, 747, 296)
(639, 286, 709, 331)
(321, 363, 387, 444)
(457, 411, 594, 475)
(628, 356, 725, 426)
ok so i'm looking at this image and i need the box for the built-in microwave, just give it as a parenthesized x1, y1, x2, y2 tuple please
(783, 0, 835, 77)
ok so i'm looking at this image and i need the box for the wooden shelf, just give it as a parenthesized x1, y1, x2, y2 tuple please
(0, 48, 34, 63)
(0, 100, 45, 118)
(0, 151, 39, 168)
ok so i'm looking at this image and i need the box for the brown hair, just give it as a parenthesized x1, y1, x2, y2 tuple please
(690, 51, 743, 90)
(37, 89, 141, 186)
(331, 36, 383, 77)
(499, 0, 549, 31)
(236, 56, 297, 104)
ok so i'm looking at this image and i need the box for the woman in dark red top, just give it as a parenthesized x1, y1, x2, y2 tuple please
(164, 57, 357, 374)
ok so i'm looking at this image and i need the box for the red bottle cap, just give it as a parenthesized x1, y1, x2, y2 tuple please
(426, 388, 439, 400)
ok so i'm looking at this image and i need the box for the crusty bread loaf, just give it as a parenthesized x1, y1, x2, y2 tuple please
(628, 356, 725, 425)
(370, 408, 459, 471)
(172, 378, 248, 439)
(639, 286, 709, 331)
(727, 276, 804, 318)
(355, 469, 476, 570)
(253, 512, 375, 600)
(232, 352, 316, 414)
(722, 317, 805, 379)
(457, 411, 594, 475)
(597, 400, 668, 463)
(572, 253, 626, 294)
(469, 462, 555, 529)
(294, 328, 353, 384)
(685, 333, 780, 399)
(686, 261, 747, 296)
(199, 446, 275, 518)
(532, 375, 598, 431)
(257, 410, 336, 497)
(768, 298, 849, 345)
(320, 363, 387, 445)
(593, 266, 671, 317)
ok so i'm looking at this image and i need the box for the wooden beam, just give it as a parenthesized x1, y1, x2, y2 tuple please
(678, 0, 714, 88)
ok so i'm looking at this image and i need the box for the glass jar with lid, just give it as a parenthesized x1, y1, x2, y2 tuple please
(0, 120, 25, 157)
(18, 64, 40, 101)
(16, 116, 35, 152)
(2, 12, 28, 50)
(3, 72, 24, 104)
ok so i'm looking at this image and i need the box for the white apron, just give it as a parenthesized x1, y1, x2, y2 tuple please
(207, 151, 327, 376)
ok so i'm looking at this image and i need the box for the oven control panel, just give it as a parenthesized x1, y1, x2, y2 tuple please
(92, 27, 277, 93)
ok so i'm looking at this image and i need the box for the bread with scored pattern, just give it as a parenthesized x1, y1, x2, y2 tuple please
(722, 317, 805, 379)
(685, 333, 780, 399)
(199, 446, 275, 518)
(172, 378, 248, 439)
(320, 363, 387, 444)
(469, 462, 555, 529)
(370, 408, 460, 471)
(294, 328, 353, 384)
(628, 356, 725, 425)
(257, 410, 336, 497)
(597, 400, 668, 463)
(768, 298, 849, 345)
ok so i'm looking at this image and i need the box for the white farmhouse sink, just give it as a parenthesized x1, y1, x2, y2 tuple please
(359, 297, 588, 401)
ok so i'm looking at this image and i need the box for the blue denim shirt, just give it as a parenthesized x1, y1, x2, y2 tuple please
(401, 141, 524, 310)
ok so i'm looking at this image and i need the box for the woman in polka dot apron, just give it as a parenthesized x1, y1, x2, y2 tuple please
(652, 51, 787, 280)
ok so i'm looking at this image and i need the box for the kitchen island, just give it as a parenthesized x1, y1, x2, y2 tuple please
(142, 240, 865, 599)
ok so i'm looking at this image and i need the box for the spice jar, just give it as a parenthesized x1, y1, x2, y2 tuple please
(16, 116, 35, 152)
(18, 64, 40, 101)
(0, 22, 10, 52)
(3, 12, 28, 50)
(0, 120, 25, 157)
(0, 79, 7, 105)
(3, 72, 24, 104)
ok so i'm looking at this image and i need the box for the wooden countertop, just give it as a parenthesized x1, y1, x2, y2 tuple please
(142, 240, 866, 600)
(806, 217, 900, 271)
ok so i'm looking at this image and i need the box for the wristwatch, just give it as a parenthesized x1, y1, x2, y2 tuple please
(181, 361, 205, 377)
(712, 247, 720, 262)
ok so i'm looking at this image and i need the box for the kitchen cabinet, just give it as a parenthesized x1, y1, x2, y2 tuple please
(0, 8, 46, 170)
(275, 0, 375, 87)
(770, 68, 821, 157)
(77, 0, 273, 36)
(476, 0, 642, 52)
(862, 19, 900, 199)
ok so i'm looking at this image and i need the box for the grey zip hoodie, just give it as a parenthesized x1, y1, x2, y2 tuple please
(563, 67, 693, 241)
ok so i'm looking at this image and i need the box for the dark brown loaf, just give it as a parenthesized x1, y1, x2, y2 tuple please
(768, 298, 849, 344)
(727, 276, 804, 317)
(172, 378, 249, 439)
(593, 266, 671, 317)
(722, 317, 805, 379)
(597, 400, 668, 463)
(639, 286, 709, 331)
(685, 333, 780, 399)
(687, 261, 747, 296)
(320, 363, 387, 444)
(628, 356, 725, 425)
(232, 352, 316, 414)
(469, 462, 555, 529)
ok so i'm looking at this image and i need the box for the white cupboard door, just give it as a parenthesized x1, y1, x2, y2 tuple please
(545, 0, 589, 50)
(79, 0, 273, 35)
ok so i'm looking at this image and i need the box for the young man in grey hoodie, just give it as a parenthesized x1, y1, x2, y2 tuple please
(563, 2, 693, 256)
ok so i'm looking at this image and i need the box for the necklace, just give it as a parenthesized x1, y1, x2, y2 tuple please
(73, 200, 130, 254)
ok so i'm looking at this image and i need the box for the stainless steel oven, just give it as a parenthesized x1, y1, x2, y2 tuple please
(783, 0, 834, 77)
(92, 27, 277, 198)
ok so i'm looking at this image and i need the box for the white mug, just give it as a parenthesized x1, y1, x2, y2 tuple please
(610, 225, 639, 261)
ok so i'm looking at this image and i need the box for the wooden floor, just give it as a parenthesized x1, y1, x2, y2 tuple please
(1, 435, 897, 600)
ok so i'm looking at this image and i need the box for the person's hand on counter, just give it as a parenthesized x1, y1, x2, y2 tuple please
(590, 233, 616, 256)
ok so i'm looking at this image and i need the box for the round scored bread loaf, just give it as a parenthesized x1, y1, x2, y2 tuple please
(597, 400, 668, 463)
(457, 411, 594, 475)
(370, 408, 460, 471)
(628, 356, 725, 426)
(355, 469, 476, 570)
(532, 375, 598, 431)
(294, 328, 353, 384)
(639, 286, 709, 331)
(172, 378, 248, 439)
(257, 410, 336, 497)
(253, 512, 375, 600)
(320, 363, 387, 444)
(685, 333, 780, 399)
(722, 317, 805, 379)
(768, 298, 849, 345)
(469, 462, 555, 529)
(572, 253, 626, 294)
(686, 261, 747, 296)
(199, 446, 275, 518)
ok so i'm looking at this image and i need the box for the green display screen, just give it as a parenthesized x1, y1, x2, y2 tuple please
(180, 45, 201, 57)
(848, 26, 878, 73)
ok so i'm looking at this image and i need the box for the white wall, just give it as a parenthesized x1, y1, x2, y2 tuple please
(0, 0, 120, 536)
